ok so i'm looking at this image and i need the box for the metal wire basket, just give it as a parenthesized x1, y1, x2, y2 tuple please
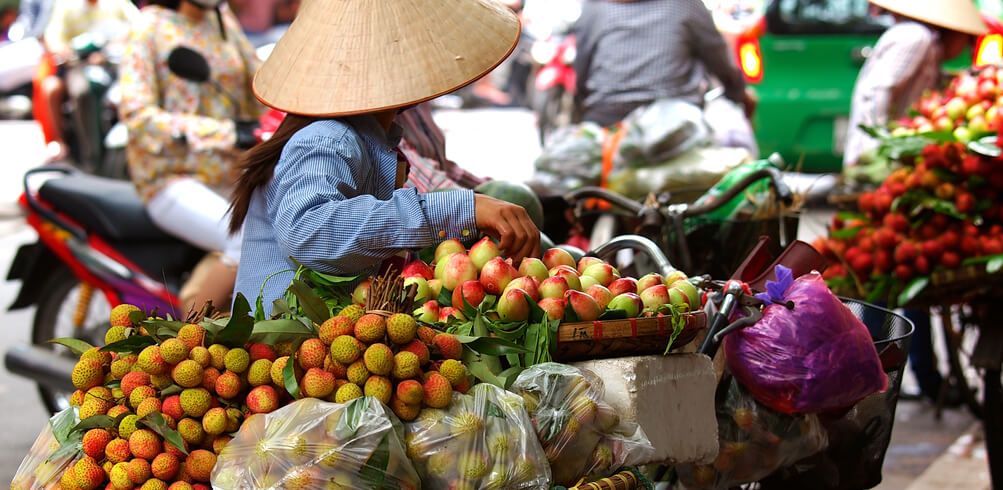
(758, 299, 915, 489)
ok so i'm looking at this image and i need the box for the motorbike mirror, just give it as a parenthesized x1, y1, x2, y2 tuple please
(167, 47, 211, 83)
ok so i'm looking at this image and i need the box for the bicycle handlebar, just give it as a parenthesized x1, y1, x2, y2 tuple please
(564, 166, 793, 221)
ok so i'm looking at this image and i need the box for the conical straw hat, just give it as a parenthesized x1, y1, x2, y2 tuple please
(253, 0, 521, 117)
(870, 0, 987, 36)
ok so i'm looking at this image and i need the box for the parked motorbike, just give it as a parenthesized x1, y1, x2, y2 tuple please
(531, 33, 576, 144)
(4, 46, 231, 413)
(54, 26, 128, 178)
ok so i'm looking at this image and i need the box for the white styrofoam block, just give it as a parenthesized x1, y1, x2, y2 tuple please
(573, 354, 719, 465)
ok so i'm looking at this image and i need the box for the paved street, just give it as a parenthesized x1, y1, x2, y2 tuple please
(0, 111, 983, 487)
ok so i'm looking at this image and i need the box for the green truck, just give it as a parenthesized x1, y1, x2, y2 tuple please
(739, 0, 1002, 172)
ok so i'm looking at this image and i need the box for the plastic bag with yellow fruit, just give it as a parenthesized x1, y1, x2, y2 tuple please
(511, 363, 655, 486)
(676, 378, 829, 489)
(403, 383, 551, 489)
(12, 408, 85, 490)
(211, 396, 420, 489)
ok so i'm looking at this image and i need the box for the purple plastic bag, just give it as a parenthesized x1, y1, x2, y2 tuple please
(724, 268, 887, 414)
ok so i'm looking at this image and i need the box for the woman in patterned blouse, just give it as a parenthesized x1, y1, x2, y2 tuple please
(118, 0, 262, 312)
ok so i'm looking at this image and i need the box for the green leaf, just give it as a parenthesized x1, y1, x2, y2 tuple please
(599, 309, 628, 321)
(359, 433, 391, 488)
(835, 210, 867, 222)
(101, 335, 156, 353)
(249, 319, 316, 344)
(289, 279, 330, 324)
(271, 299, 294, 317)
(50, 407, 79, 444)
(47, 431, 82, 463)
(498, 366, 525, 390)
(70, 415, 117, 435)
(213, 293, 255, 348)
(338, 397, 367, 437)
(48, 338, 94, 356)
(307, 270, 358, 286)
(283, 355, 300, 399)
(865, 275, 892, 304)
(989, 256, 1003, 274)
(437, 285, 452, 308)
(830, 226, 862, 240)
(143, 319, 184, 335)
(128, 309, 148, 325)
(897, 276, 930, 307)
(468, 360, 505, 388)
(968, 136, 1002, 158)
(455, 335, 530, 355)
(254, 294, 266, 322)
(138, 412, 188, 455)
(662, 308, 686, 354)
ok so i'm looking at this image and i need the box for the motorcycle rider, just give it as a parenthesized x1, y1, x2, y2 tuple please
(38, 0, 138, 162)
(572, 0, 754, 127)
(118, 0, 262, 313)
(229, 0, 540, 312)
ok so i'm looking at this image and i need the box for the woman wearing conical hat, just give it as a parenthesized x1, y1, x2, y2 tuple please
(229, 0, 539, 311)
(847, 0, 986, 406)
(844, 0, 987, 167)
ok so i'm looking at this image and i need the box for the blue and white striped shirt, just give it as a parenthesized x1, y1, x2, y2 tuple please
(234, 116, 476, 313)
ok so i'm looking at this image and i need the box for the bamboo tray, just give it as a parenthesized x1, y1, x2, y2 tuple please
(569, 470, 644, 489)
(553, 311, 707, 362)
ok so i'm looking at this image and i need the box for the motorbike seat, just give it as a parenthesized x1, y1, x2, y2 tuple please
(38, 174, 174, 242)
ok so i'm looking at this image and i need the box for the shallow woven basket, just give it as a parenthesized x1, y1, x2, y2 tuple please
(569, 470, 642, 490)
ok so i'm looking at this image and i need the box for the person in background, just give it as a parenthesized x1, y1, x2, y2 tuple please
(229, 0, 539, 312)
(227, 0, 278, 46)
(847, 0, 986, 404)
(12, 0, 55, 40)
(37, 0, 137, 161)
(397, 103, 487, 192)
(572, 0, 754, 127)
(118, 0, 262, 313)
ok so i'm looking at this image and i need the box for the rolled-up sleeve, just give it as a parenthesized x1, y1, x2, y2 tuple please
(270, 134, 477, 274)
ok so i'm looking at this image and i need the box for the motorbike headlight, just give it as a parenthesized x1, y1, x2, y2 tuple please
(562, 45, 577, 64)
(531, 41, 558, 65)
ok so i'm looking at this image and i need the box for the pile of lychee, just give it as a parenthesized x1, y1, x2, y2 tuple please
(356, 237, 701, 327)
(53, 300, 470, 490)
(819, 139, 1003, 290)
(317, 304, 470, 421)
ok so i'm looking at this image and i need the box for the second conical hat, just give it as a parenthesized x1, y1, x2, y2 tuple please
(253, 0, 520, 117)
(870, 0, 987, 36)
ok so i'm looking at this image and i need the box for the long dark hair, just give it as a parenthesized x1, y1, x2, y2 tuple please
(229, 114, 320, 233)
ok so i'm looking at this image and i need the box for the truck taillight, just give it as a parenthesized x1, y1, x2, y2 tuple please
(975, 34, 1003, 68)
(739, 40, 763, 83)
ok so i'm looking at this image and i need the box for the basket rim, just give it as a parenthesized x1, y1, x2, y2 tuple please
(840, 296, 916, 347)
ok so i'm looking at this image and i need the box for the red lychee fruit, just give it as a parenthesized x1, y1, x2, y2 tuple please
(246, 385, 279, 414)
(894, 242, 920, 263)
(432, 334, 463, 360)
(82, 428, 113, 459)
(247, 343, 277, 362)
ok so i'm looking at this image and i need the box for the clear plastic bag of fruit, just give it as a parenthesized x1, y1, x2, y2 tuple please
(404, 383, 551, 489)
(676, 378, 829, 490)
(511, 363, 656, 486)
(211, 396, 420, 489)
(534, 122, 604, 189)
(614, 98, 710, 168)
(11, 408, 83, 490)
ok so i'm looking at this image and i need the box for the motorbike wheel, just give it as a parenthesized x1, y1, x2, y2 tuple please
(31, 269, 111, 413)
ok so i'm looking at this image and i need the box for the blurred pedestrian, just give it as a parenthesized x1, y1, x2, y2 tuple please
(228, 0, 279, 46)
(572, 0, 753, 126)
(12, 0, 55, 40)
(36, 0, 138, 161)
(118, 0, 262, 312)
(844, 0, 986, 167)
(847, 1, 986, 404)
(229, 0, 539, 312)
